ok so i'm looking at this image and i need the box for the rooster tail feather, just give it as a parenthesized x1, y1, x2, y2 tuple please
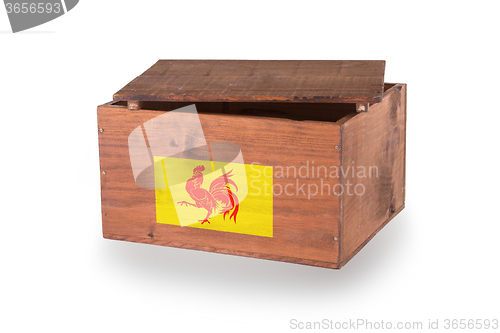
(222, 197, 238, 222)
(226, 179, 239, 192)
(224, 170, 239, 192)
(220, 184, 239, 223)
(228, 188, 239, 223)
(230, 202, 239, 223)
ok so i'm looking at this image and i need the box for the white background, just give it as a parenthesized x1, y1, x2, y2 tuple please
(1, 1, 499, 332)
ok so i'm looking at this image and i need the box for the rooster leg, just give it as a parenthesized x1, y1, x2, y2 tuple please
(177, 201, 197, 207)
(199, 211, 212, 224)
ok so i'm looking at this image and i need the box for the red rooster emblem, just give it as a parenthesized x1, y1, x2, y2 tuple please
(177, 165, 239, 224)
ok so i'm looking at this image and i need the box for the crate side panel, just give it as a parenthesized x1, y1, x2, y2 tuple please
(340, 84, 406, 264)
(98, 105, 342, 266)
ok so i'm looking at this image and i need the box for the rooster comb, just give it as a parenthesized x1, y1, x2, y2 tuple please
(194, 165, 205, 173)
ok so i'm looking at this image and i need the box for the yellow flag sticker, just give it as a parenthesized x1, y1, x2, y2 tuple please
(154, 156, 273, 237)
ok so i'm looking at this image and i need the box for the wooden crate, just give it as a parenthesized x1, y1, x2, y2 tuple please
(98, 60, 406, 269)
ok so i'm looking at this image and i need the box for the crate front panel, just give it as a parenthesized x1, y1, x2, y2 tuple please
(98, 105, 342, 266)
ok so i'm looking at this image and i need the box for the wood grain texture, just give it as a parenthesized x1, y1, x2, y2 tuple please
(113, 60, 386, 104)
(339, 84, 407, 264)
(104, 233, 341, 269)
(98, 103, 342, 267)
(338, 204, 405, 268)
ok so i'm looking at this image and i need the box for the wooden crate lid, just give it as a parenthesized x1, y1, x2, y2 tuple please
(113, 60, 385, 104)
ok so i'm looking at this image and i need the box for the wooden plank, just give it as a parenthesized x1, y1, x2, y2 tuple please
(113, 60, 386, 104)
(97, 104, 343, 267)
(339, 84, 406, 264)
(104, 234, 341, 269)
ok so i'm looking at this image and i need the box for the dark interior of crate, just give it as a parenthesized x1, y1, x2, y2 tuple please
(112, 84, 395, 123)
